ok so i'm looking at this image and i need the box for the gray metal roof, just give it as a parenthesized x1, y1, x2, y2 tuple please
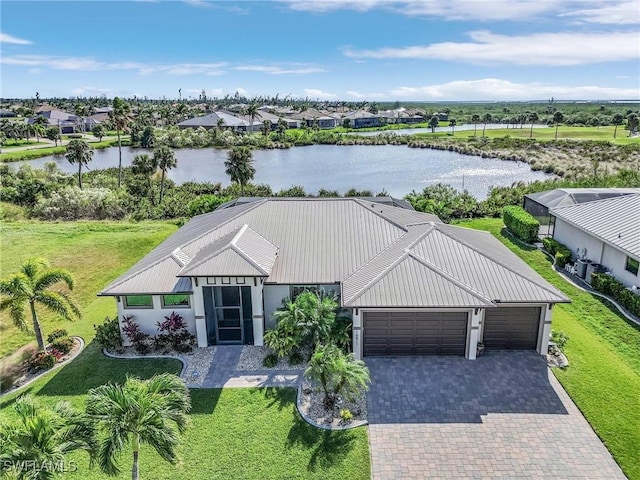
(550, 194, 640, 257)
(177, 111, 248, 128)
(525, 188, 640, 209)
(102, 198, 568, 306)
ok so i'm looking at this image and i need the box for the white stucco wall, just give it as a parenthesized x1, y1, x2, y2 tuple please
(116, 295, 196, 346)
(601, 244, 640, 288)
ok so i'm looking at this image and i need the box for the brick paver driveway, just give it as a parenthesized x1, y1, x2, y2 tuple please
(366, 352, 625, 479)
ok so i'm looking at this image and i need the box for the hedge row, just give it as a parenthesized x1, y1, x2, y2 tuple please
(591, 272, 640, 317)
(503, 206, 540, 244)
(542, 238, 573, 267)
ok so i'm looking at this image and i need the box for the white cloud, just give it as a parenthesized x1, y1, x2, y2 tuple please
(70, 86, 112, 96)
(234, 65, 325, 75)
(235, 87, 249, 96)
(346, 90, 365, 98)
(303, 88, 337, 99)
(0, 32, 32, 45)
(282, 0, 638, 24)
(343, 30, 640, 66)
(360, 78, 640, 101)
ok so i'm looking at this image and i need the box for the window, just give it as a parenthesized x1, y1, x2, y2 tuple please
(290, 285, 319, 300)
(161, 294, 190, 308)
(625, 256, 639, 276)
(123, 295, 153, 309)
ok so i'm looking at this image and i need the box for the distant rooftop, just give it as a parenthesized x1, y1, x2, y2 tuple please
(525, 188, 640, 209)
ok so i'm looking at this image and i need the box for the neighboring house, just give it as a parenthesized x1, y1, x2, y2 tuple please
(0, 109, 16, 118)
(237, 110, 282, 132)
(550, 194, 640, 288)
(524, 188, 640, 237)
(290, 108, 338, 129)
(177, 111, 249, 131)
(28, 109, 78, 133)
(341, 109, 384, 128)
(100, 198, 568, 359)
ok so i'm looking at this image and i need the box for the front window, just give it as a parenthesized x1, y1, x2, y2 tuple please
(161, 294, 190, 308)
(290, 285, 319, 300)
(123, 295, 153, 309)
(625, 256, 639, 276)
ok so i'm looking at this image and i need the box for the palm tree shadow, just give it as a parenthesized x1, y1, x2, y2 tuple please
(286, 419, 357, 472)
(261, 387, 295, 411)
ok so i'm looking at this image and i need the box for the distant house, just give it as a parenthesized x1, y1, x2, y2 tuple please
(177, 111, 249, 131)
(524, 188, 640, 237)
(100, 197, 568, 359)
(290, 108, 337, 129)
(28, 109, 78, 134)
(550, 194, 640, 287)
(0, 109, 16, 118)
(341, 109, 384, 128)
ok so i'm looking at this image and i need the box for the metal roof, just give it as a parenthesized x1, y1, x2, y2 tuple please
(525, 188, 640, 209)
(102, 198, 568, 307)
(550, 194, 640, 257)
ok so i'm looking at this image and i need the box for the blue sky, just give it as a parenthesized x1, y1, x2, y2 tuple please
(1, 0, 639, 101)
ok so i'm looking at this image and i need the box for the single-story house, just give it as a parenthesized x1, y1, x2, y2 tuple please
(524, 188, 640, 237)
(290, 109, 338, 129)
(341, 110, 384, 128)
(550, 194, 640, 288)
(177, 111, 249, 131)
(100, 198, 568, 359)
(28, 109, 78, 134)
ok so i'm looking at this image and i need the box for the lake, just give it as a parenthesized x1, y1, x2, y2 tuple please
(8, 144, 551, 200)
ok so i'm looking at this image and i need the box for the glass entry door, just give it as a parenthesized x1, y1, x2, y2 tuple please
(203, 286, 253, 345)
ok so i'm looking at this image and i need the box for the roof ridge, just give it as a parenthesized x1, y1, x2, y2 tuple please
(351, 198, 408, 231)
(343, 251, 411, 306)
(229, 243, 269, 275)
(406, 251, 494, 305)
(435, 225, 565, 301)
(104, 255, 180, 292)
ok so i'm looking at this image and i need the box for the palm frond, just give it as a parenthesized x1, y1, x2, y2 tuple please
(0, 297, 28, 331)
(33, 291, 81, 321)
(34, 268, 75, 292)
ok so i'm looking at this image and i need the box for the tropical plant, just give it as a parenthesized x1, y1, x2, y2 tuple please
(45, 126, 61, 146)
(94, 316, 124, 353)
(153, 145, 177, 205)
(131, 153, 159, 203)
(243, 103, 260, 133)
(110, 97, 132, 188)
(471, 114, 480, 136)
(46, 328, 69, 343)
(92, 124, 105, 141)
(428, 115, 439, 133)
(0, 395, 96, 480)
(85, 374, 191, 480)
(65, 139, 93, 189)
(0, 258, 81, 351)
(304, 344, 370, 408)
(224, 146, 255, 195)
(121, 316, 151, 354)
(529, 112, 539, 139)
(449, 119, 457, 135)
(553, 111, 564, 140)
(627, 112, 639, 136)
(482, 112, 492, 136)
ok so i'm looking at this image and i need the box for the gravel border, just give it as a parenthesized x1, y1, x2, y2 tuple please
(237, 345, 306, 371)
(296, 380, 368, 430)
(1, 336, 85, 398)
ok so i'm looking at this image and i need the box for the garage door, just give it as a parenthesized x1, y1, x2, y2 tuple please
(483, 307, 540, 350)
(363, 311, 468, 356)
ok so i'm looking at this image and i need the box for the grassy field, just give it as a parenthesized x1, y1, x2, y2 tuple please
(457, 218, 640, 480)
(0, 221, 179, 357)
(0, 137, 126, 162)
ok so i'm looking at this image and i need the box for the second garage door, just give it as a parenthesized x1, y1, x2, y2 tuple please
(363, 311, 468, 356)
(483, 307, 540, 350)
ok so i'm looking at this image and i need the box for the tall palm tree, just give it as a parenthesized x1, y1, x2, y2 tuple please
(244, 103, 260, 133)
(482, 113, 492, 136)
(449, 118, 457, 135)
(110, 97, 131, 188)
(0, 395, 96, 480)
(86, 374, 191, 480)
(611, 113, 624, 139)
(225, 146, 255, 196)
(428, 115, 439, 133)
(131, 153, 159, 203)
(0, 258, 81, 351)
(627, 112, 639, 136)
(529, 112, 539, 139)
(153, 145, 177, 205)
(471, 114, 480, 136)
(65, 139, 93, 189)
(553, 111, 564, 140)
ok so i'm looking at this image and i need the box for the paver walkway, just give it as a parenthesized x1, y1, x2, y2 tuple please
(366, 352, 626, 479)
(201, 345, 301, 388)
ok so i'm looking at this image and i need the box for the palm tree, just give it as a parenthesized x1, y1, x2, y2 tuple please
(225, 146, 255, 195)
(627, 112, 639, 136)
(553, 111, 564, 140)
(276, 118, 288, 141)
(244, 103, 260, 133)
(0, 258, 81, 351)
(0, 395, 96, 480)
(611, 113, 624, 139)
(482, 113, 492, 136)
(449, 118, 457, 135)
(529, 112, 539, 139)
(471, 114, 480, 136)
(428, 115, 439, 133)
(110, 97, 131, 188)
(65, 139, 93, 189)
(86, 374, 191, 480)
(131, 153, 159, 203)
(153, 145, 177, 205)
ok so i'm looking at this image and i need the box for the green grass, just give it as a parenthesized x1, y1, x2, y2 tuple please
(457, 217, 640, 479)
(0, 137, 127, 163)
(2, 140, 50, 149)
(0, 221, 178, 357)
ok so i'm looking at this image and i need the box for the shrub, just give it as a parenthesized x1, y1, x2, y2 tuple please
(47, 328, 68, 343)
(51, 337, 75, 355)
(155, 311, 196, 353)
(94, 316, 123, 352)
(29, 351, 57, 371)
(0, 362, 25, 392)
(122, 315, 151, 354)
(550, 330, 569, 352)
(263, 352, 278, 368)
(503, 205, 540, 243)
(340, 409, 353, 423)
(187, 194, 232, 216)
(288, 351, 304, 366)
(591, 273, 640, 316)
(32, 187, 128, 220)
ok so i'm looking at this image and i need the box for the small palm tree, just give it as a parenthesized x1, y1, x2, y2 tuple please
(243, 103, 260, 133)
(131, 153, 159, 203)
(305, 344, 370, 409)
(153, 145, 177, 205)
(0, 395, 96, 480)
(0, 258, 81, 351)
(482, 112, 492, 137)
(65, 139, 93, 189)
(529, 112, 539, 139)
(611, 113, 623, 139)
(471, 114, 480, 136)
(449, 118, 457, 135)
(553, 111, 564, 140)
(428, 115, 439, 133)
(86, 374, 191, 480)
(225, 146, 255, 195)
(627, 112, 639, 136)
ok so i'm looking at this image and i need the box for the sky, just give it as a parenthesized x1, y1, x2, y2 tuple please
(1, 0, 639, 101)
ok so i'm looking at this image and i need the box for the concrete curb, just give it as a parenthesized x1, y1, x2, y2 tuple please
(101, 348, 188, 377)
(0, 336, 85, 398)
(295, 383, 368, 431)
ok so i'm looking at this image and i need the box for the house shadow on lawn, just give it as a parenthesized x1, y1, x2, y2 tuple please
(37, 341, 183, 397)
(286, 417, 359, 472)
(189, 388, 222, 414)
(366, 351, 568, 424)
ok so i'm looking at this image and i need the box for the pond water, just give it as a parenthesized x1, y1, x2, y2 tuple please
(8, 144, 551, 200)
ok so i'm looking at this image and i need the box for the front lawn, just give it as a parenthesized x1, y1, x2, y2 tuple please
(457, 218, 640, 480)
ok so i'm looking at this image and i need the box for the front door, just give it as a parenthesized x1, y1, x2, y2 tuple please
(203, 286, 253, 345)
